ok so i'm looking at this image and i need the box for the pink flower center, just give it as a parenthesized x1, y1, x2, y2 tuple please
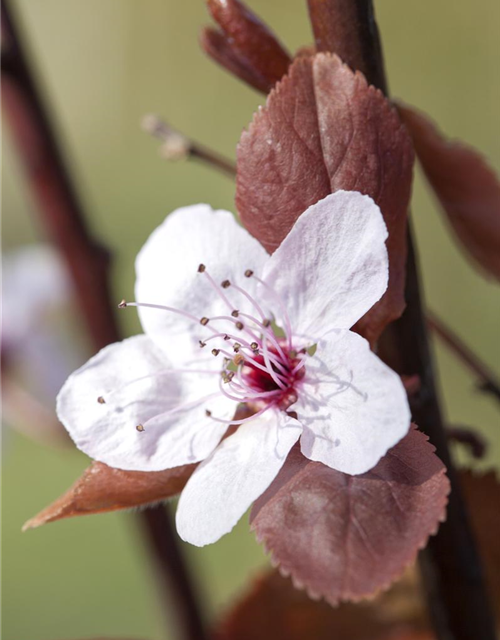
(119, 265, 310, 426)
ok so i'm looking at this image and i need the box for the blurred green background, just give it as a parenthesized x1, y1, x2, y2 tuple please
(2, 1, 499, 639)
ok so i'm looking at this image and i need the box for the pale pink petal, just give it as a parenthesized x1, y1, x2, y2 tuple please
(297, 330, 410, 475)
(262, 191, 389, 340)
(2, 245, 71, 347)
(56, 335, 235, 471)
(176, 410, 302, 546)
(134, 204, 270, 367)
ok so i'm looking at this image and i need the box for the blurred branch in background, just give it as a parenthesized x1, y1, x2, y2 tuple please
(428, 312, 500, 404)
(1, 3, 207, 639)
(141, 114, 236, 178)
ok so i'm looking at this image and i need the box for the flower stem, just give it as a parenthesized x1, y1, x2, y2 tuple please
(307, 2, 496, 638)
(1, 4, 208, 639)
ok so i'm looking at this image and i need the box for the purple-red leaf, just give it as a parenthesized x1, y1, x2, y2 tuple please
(250, 426, 449, 605)
(214, 569, 428, 640)
(200, 27, 273, 94)
(205, 0, 291, 92)
(399, 104, 500, 281)
(23, 461, 196, 530)
(236, 53, 414, 345)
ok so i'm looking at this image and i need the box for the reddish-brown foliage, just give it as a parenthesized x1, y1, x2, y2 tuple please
(203, 0, 291, 93)
(237, 54, 414, 344)
(399, 104, 500, 281)
(250, 427, 449, 605)
(22, 462, 195, 530)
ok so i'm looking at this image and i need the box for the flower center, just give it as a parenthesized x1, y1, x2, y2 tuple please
(118, 264, 310, 427)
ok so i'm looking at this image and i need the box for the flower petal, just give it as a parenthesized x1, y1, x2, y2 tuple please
(262, 191, 389, 340)
(176, 410, 302, 546)
(134, 204, 270, 366)
(56, 335, 235, 471)
(297, 330, 410, 475)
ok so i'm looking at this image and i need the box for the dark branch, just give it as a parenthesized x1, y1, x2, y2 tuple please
(1, 4, 208, 639)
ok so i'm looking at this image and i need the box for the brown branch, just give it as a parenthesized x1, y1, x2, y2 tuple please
(1, 3, 208, 640)
(142, 114, 237, 178)
(428, 312, 500, 403)
(307, 2, 496, 639)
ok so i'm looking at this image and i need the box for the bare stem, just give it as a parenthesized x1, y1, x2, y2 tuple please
(307, 2, 496, 639)
(428, 312, 500, 403)
(142, 114, 236, 178)
(1, 3, 207, 639)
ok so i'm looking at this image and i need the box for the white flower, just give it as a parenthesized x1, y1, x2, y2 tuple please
(57, 191, 411, 546)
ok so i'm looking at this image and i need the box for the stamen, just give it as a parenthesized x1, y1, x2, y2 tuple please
(217, 377, 282, 403)
(238, 311, 287, 361)
(234, 353, 245, 366)
(97, 396, 106, 404)
(230, 281, 267, 323)
(198, 263, 206, 273)
(231, 310, 239, 318)
(201, 269, 233, 311)
(208, 405, 270, 425)
(211, 348, 220, 356)
(253, 275, 293, 349)
(122, 300, 202, 326)
(221, 280, 231, 289)
(136, 424, 145, 432)
(250, 342, 259, 352)
(244, 269, 254, 278)
(236, 321, 244, 330)
(199, 340, 206, 348)
(222, 371, 235, 384)
(200, 317, 210, 326)
(233, 343, 241, 352)
(205, 409, 212, 417)
(260, 338, 288, 390)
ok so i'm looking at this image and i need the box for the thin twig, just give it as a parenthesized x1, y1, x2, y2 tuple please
(307, 2, 497, 639)
(428, 312, 500, 403)
(1, 4, 207, 640)
(142, 114, 237, 178)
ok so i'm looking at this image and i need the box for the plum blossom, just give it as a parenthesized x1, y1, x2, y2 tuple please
(2, 245, 83, 447)
(57, 191, 411, 546)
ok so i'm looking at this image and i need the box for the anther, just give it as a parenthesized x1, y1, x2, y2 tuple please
(211, 348, 220, 356)
(231, 309, 239, 318)
(223, 334, 230, 341)
(222, 371, 235, 383)
(97, 396, 106, 404)
(198, 263, 206, 273)
(200, 317, 209, 326)
(136, 424, 145, 432)
(205, 409, 212, 417)
(263, 318, 271, 327)
(289, 350, 297, 359)
(250, 342, 259, 351)
(234, 354, 245, 366)
(118, 299, 127, 309)
(233, 343, 241, 353)
(221, 280, 231, 289)
(223, 357, 231, 367)
(244, 269, 254, 278)
(235, 321, 244, 330)
(199, 340, 206, 348)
